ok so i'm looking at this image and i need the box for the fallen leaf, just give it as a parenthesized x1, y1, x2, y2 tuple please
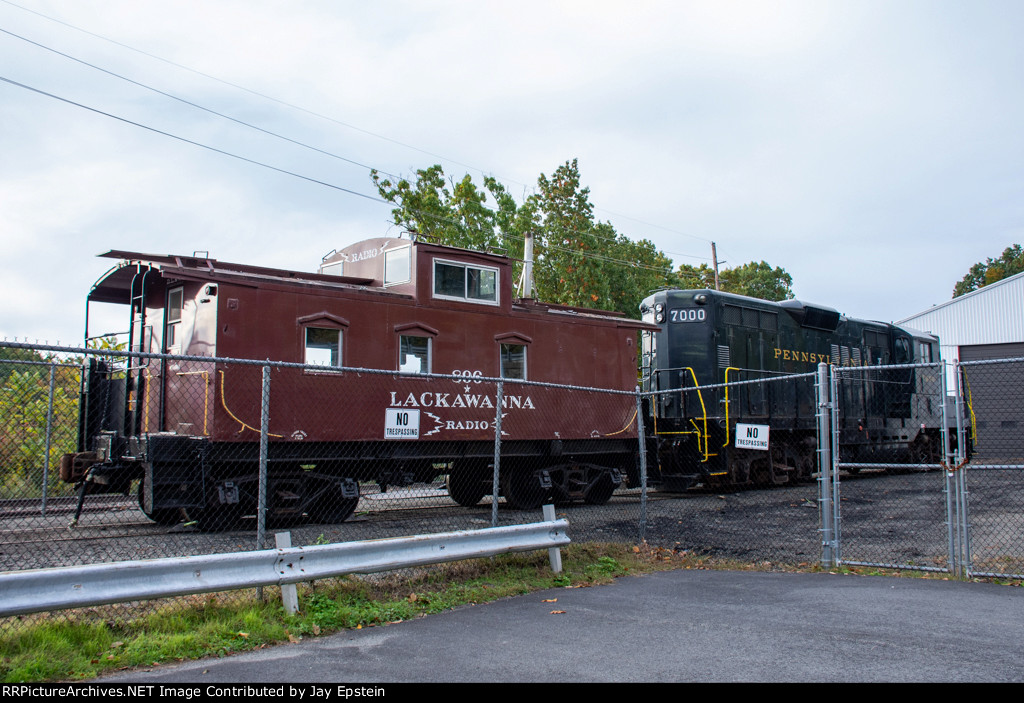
(288, 634, 300, 643)
(550, 610, 566, 614)
(542, 598, 558, 603)
(407, 593, 418, 602)
(237, 632, 249, 638)
(312, 624, 321, 635)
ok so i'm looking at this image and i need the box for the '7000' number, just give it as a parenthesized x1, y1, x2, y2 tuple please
(669, 308, 706, 323)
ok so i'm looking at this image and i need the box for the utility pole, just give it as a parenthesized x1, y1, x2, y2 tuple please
(711, 241, 720, 291)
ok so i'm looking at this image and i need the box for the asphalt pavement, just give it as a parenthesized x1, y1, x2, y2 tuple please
(101, 569, 1024, 683)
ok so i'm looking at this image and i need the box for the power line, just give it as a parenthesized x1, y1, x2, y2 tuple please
(0, 26, 400, 181)
(0, 0, 508, 185)
(0, 74, 384, 204)
(1, 0, 713, 258)
(0, 74, 674, 274)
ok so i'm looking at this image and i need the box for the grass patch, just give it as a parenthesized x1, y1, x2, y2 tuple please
(0, 543, 654, 682)
(1, 542, 1018, 682)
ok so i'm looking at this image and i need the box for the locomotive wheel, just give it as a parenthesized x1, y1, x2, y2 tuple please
(501, 471, 548, 510)
(584, 472, 617, 505)
(446, 473, 488, 507)
(136, 477, 182, 526)
(310, 482, 360, 525)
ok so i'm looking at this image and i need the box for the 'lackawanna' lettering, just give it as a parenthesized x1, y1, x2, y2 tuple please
(389, 391, 536, 410)
(774, 348, 831, 364)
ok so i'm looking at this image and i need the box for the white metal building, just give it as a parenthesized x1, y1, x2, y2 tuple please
(899, 271, 1024, 460)
(898, 269, 1024, 364)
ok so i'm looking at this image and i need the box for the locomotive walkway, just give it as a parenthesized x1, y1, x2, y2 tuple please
(101, 569, 1024, 683)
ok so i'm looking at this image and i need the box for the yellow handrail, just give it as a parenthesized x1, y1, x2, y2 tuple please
(722, 367, 740, 447)
(961, 367, 978, 449)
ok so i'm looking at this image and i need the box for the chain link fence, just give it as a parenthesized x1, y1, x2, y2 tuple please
(830, 361, 957, 572)
(3, 341, 1023, 631)
(959, 356, 1024, 579)
(641, 370, 824, 565)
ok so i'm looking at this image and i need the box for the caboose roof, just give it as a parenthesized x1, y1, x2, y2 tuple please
(89, 244, 656, 330)
(88, 250, 377, 304)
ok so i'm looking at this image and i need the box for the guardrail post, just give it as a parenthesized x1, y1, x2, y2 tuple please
(542, 504, 562, 573)
(275, 532, 299, 614)
(491, 380, 503, 528)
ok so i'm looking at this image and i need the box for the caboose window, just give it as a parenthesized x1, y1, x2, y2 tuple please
(433, 260, 498, 305)
(384, 247, 411, 286)
(500, 344, 527, 380)
(399, 336, 431, 374)
(305, 328, 342, 367)
(165, 287, 184, 351)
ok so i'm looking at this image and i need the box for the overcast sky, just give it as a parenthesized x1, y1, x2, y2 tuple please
(1, 0, 1022, 346)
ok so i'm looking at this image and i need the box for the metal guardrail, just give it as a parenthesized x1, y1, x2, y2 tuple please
(0, 519, 570, 617)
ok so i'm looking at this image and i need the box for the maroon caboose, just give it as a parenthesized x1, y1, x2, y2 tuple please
(65, 237, 653, 528)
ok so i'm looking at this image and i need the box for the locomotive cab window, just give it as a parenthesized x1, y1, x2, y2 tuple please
(433, 259, 498, 305)
(305, 328, 342, 368)
(500, 344, 527, 380)
(399, 336, 431, 374)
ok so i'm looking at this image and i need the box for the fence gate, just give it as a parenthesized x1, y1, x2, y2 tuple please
(957, 356, 1024, 580)
(827, 361, 963, 574)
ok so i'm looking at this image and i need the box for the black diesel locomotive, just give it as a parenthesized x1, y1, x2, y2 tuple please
(640, 289, 950, 490)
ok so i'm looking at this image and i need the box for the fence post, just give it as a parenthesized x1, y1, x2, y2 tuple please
(491, 380, 503, 528)
(41, 361, 56, 517)
(816, 363, 835, 568)
(635, 387, 648, 543)
(257, 365, 271, 551)
(941, 361, 960, 577)
(952, 360, 972, 578)
(829, 365, 841, 563)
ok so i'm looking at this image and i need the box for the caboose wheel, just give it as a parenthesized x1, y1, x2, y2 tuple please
(501, 470, 549, 510)
(583, 473, 617, 505)
(446, 473, 488, 507)
(183, 503, 245, 532)
(136, 477, 183, 526)
(310, 482, 360, 525)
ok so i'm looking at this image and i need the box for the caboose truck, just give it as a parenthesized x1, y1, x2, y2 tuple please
(62, 237, 653, 529)
(639, 289, 949, 489)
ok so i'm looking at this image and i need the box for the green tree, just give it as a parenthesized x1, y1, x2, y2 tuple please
(953, 244, 1024, 297)
(673, 261, 793, 301)
(372, 159, 675, 319)
(720, 261, 793, 301)
(371, 166, 505, 252)
(0, 347, 81, 498)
